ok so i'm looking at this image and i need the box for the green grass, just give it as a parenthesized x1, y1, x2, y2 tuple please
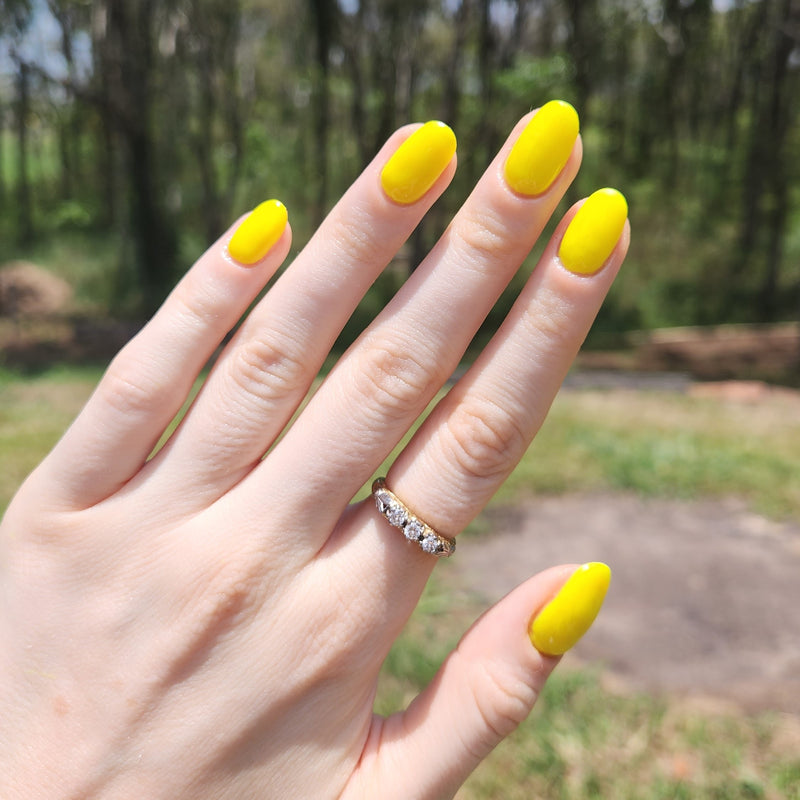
(500, 387, 800, 521)
(378, 578, 800, 800)
(2, 367, 800, 798)
(3, 366, 800, 518)
(0, 365, 103, 510)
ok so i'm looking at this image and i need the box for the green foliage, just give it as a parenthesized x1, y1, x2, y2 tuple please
(379, 596, 800, 799)
(0, 0, 797, 322)
(496, 55, 574, 99)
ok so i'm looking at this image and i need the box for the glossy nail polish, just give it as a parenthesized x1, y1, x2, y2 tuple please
(504, 100, 580, 196)
(228, 199, 288, 265)
(529, 562, 611, 656)
(558, 188, 628, 275)
(381, 121, 457, 205)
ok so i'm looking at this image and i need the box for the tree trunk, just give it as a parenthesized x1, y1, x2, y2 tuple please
(102, 0, 177, 312)
(440, 0, 469, 130)
(15, 60, 34, 244)
(0, 99, 5, 207)
(565, 0, 597, 121)
(755, 0, 796, 320)
(309, 0, 336, 226)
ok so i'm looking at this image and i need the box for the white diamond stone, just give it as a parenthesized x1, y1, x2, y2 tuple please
(420, 534, 439, 554)
(386, 502, 407, 528)
(404, 519, 424, 541)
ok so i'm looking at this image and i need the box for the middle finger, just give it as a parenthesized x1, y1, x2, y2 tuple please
(243, 101, 582, 538)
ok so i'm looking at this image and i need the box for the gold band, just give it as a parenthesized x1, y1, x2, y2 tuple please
(371, 477, 456, 558)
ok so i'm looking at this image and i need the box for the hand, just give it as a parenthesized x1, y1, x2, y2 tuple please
(0, 101, 628, 799)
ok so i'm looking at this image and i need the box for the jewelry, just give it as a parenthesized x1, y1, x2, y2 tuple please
(371, 477, 456, 557)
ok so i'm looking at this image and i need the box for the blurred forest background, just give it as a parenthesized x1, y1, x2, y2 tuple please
(0, 0, 798, 355)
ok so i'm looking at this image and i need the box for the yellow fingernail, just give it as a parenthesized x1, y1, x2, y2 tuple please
(381, 121, 457, 205)
(529, 562, 611, 656)
(504, 100, 579, 196)
(228, 199, 288, 265)
(558, 188, 628, 275)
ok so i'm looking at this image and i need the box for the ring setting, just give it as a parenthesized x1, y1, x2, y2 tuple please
(372, 477, 456, 558)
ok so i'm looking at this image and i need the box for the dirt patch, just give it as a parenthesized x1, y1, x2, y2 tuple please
(0, 261, 72, 317)
(450, 493, 800, 714)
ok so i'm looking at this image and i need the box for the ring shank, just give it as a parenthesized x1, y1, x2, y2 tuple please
(371, 478, 456, 558)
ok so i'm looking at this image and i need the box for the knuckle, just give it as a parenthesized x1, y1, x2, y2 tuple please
(99, 350, 169, 418)
(353, 335, 438, 424)
(523, 287, 577, 355)
(334, 211, 387, 270)
(451, 207, 514, 267)
(443, 398, 526, 481)
(466, 655, 539, 750)
(228, 333, 307, 407)
(170, 277, 222, 329)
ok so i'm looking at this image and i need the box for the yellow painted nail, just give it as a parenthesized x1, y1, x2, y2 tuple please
(558, 188, 628, 275)
(504, 100, 579, 196)
(381, 121, 457, 205)
(529, 562, 611, 656)
(228, 199, 288, 265)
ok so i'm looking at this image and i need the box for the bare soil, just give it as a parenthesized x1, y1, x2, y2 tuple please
(449, 491, 800, 715)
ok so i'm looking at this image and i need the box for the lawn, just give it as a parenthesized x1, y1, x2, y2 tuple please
(1, 364, 799, 798)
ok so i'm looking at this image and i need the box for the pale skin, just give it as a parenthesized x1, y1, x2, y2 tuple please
(0, 110, 629, 799)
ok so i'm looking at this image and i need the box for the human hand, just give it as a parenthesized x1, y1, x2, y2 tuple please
(0, 100, 628, 799)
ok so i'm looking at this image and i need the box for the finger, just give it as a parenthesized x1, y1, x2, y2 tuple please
(245, 102, 583, 534)
(344, 563, 611, 800)
(145, 122, 457, 503)
(384, 189, 630, 537)
(39, 203, 291, 508)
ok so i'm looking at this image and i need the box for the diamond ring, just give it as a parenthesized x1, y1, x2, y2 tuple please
(371, 477, 456, 558)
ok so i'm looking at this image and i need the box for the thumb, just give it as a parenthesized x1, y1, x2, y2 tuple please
(352, 563, 611, 800)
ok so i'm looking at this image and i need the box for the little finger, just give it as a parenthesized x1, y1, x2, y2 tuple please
(38, 205, 290, 509)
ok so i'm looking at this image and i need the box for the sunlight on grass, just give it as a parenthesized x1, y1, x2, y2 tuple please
(2, 368, 800, 798)
(501, 388, 800, 520)
(0, 365, 102, 511)
(377, 576, 800, 799)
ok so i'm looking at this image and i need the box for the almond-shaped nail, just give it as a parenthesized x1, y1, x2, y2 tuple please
(558, 188, 628, 275)
(529, 562, 611, 656)
(381, 121, 457, 205)
(228, 199, 288, 265)
(504, 100, 579, 196)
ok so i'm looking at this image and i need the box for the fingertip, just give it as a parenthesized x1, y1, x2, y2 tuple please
(558, 188, 629, 276)
(504, 100, 581, 197)
(227, 199, 290, 266)
(529, 562, 612, 656)
(380, 121, 457, 205)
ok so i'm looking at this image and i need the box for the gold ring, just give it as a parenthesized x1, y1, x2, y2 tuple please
(371, 477, 456, 558)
